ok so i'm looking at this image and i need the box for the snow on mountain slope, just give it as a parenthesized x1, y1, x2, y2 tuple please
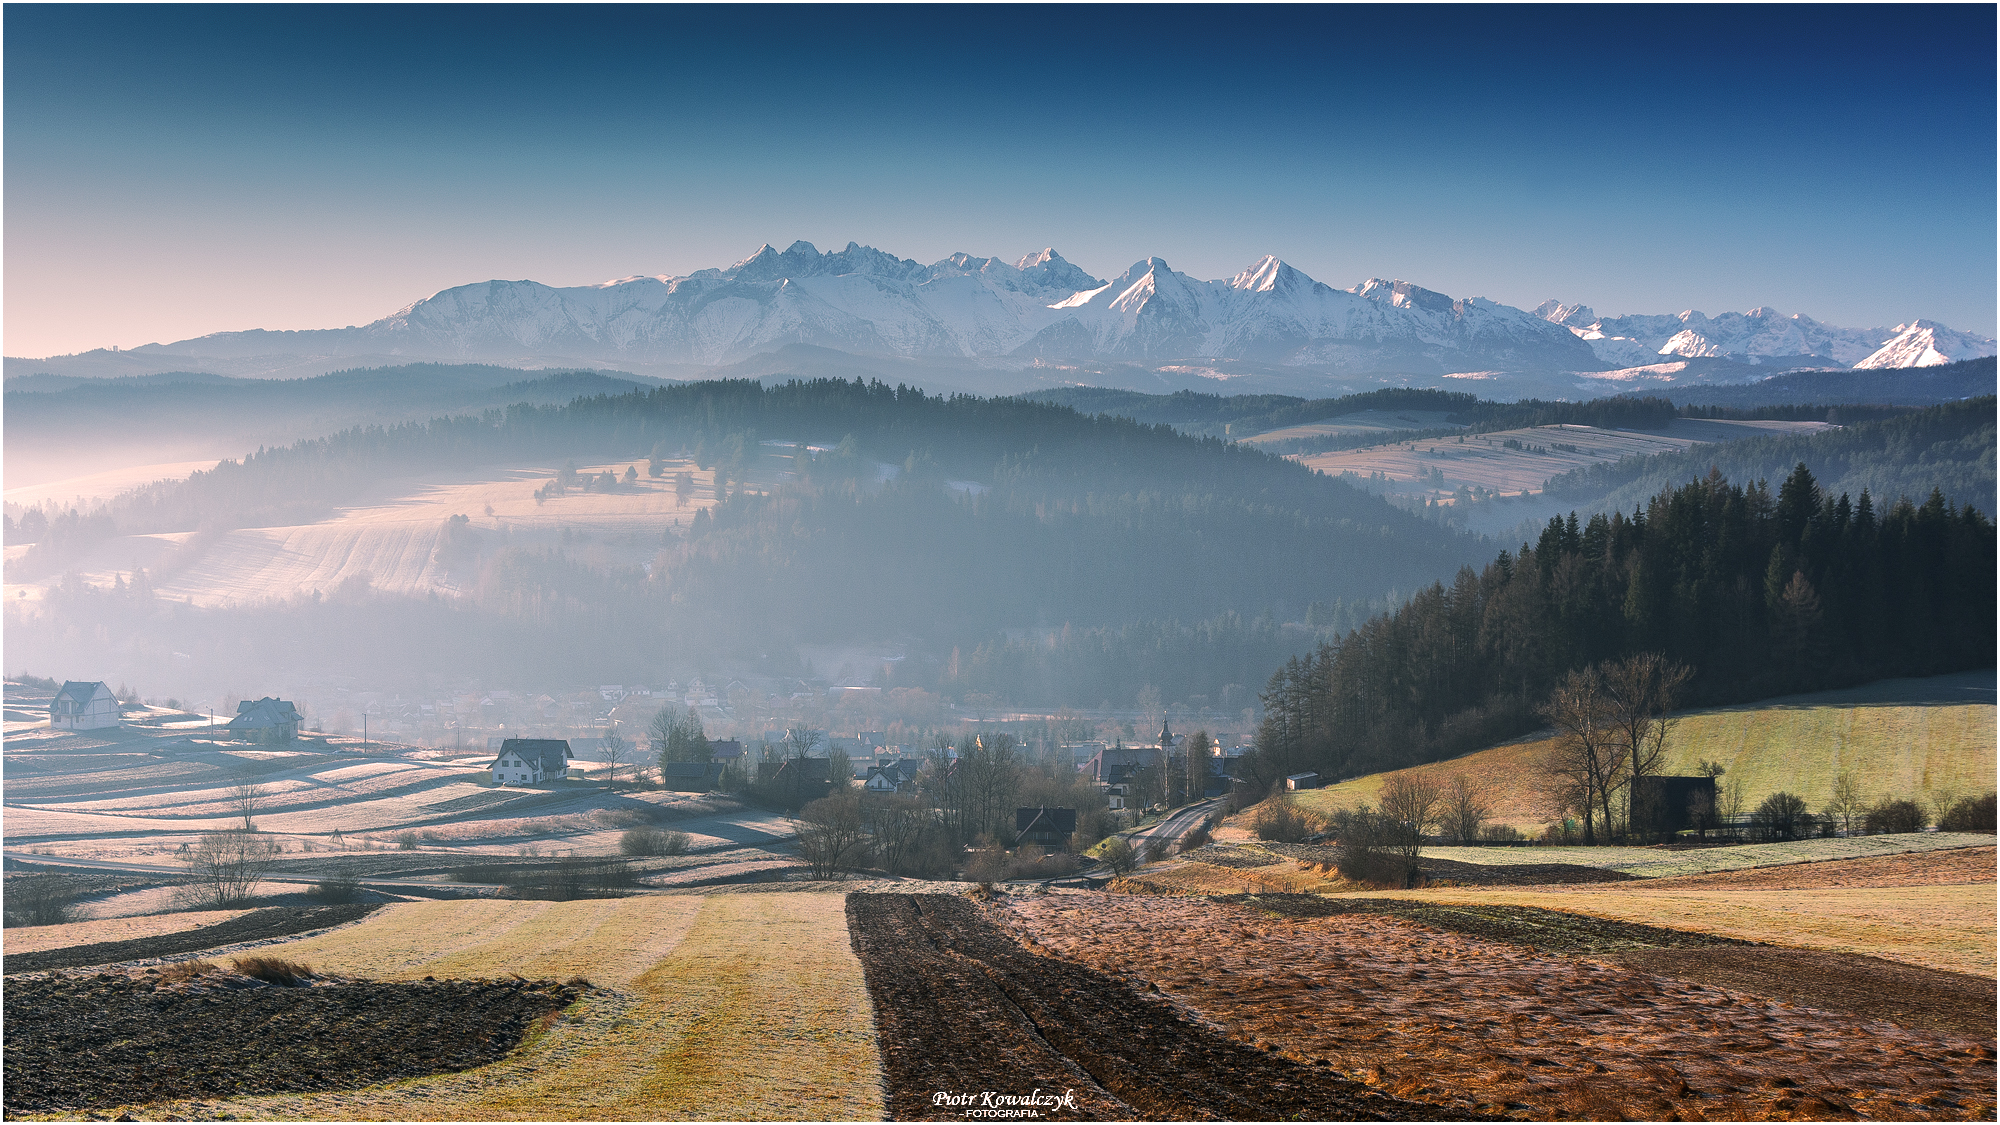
(1530, 299, 1991, 369)
(27, 241, 1986, 378)
(1854, 320, 1998, 368)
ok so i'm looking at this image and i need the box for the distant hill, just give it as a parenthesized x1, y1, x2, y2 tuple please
(4, 363, 662, 487)
(1662, 357, 1994, 409)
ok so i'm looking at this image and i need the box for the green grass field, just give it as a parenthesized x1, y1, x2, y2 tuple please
(1290, 670, 1995, 830)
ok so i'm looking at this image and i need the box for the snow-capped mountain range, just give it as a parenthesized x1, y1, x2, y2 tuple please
(1531, 301, 1993, 371)
(13, 241, 1993, 381)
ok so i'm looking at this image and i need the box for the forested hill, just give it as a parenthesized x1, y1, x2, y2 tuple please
(1246, 464, 1996, 791)
(15, 377, 1482, 648)
(1546, 396, 1995, 515)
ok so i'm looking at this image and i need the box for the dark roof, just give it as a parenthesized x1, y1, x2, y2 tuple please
(774, 756, 831, 780)
(225, 697, 302, 729)
(709, 739, 745, 760)
(490, 738, 572, 773)
(54, 681, 110, 705)
(659, 761, 725, 790)
(1015, 806, 1078, 836)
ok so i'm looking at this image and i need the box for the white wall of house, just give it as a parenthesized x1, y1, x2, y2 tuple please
(52, 684, 119, 731)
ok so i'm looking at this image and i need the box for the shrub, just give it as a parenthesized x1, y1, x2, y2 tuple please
(1864, 798, 1925, 835)
(1479, 824, 1525, 843)
(310, 871, 362, 904)
(1750, 792, 1815, 842)
(3, 875, 81, 927)
(1329, 808, 1422, 887)
(394, 831, 419, 851)
(160, 959, 217, 982)
(619, 827, 690, 856)
(1143, 841, 1168, 863)
(963, 843, 1007, 883)
(1096, 837, 1137, 875)
(1939, 793, 1997, 833)
(1178, 826, 1212, 852)
(231, 956, 315, 986)
(1251, 799, 1322, 843)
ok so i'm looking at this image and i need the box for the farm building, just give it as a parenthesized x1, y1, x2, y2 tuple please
(50, 681, 119, 730)
(490, 738, 573, 785)
(659, 761, 726, 792)
(1015, 806, 1078, 849)
(761, 756, 834, 807)
(1630, 774, 1719, 837)
(1285, 772, 1320, 791)
(224, 697, 303, 743)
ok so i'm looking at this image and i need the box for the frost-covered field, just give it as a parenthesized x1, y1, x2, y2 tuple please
(1425, 833, 1996, 877)
(1296, 417, 1832, 498)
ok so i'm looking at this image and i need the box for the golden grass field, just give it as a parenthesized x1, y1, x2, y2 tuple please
(1, 908, 253, 954)
(1353, 883, 1997, 979)
(1291, 671, 1996, 830)
(108, 894, 882, 1121)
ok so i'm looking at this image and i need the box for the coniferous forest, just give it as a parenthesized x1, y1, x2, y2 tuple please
(1243, 464, 1996, 792)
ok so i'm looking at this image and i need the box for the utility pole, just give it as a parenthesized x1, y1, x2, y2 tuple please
(363, 712, 369, 753)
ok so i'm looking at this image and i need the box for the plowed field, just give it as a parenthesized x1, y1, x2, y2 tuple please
(1005, 892, 1998, 1121)
(847, 892, 1441, 1121)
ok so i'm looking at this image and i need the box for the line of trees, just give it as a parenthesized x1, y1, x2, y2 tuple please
(1243, 464, 1995, 793)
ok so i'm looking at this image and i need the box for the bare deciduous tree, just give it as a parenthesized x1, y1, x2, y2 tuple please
(599, 728, 631, 784)
(1823, 768, 1865, 837)
(795, 792, 869, 879)
(1378, 773, 1445, 845)
(178, 832, 282, 909)
(1601, 652, 1693, 801)
(1439, 774, 1489, 844)
(1538, 666, 1625, 844)
(230, 772, 265, 832)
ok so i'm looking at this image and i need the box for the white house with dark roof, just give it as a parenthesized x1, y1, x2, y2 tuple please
(489, 738, 572, 785)
(51, 681, 119, 730)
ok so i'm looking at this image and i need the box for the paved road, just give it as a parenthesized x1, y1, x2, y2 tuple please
(1131, 798, 1219, 856)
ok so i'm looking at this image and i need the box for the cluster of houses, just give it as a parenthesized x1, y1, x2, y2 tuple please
(48, 681, 307, 744)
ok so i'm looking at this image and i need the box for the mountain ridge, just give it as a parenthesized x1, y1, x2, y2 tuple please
(12, 241, 1991, 381)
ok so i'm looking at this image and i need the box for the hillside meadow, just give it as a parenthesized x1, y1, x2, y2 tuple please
(1290, 670, 1996, 830)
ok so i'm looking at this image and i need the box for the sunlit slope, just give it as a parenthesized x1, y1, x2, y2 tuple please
(1295, 417, 1831, 498)
(1291, 670, 1996, 829)
(4, 455, 727, 607)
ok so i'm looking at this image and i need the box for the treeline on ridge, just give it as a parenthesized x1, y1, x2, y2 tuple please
(1242, 463, 1996, 793)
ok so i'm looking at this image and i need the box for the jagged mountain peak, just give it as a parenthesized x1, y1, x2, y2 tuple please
(1229, 255, 1308, 293)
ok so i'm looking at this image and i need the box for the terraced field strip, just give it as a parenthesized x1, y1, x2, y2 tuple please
(1357, 883, 1996, 978)
(0, 909, 252, 954)
(107, 893, 881, 1121)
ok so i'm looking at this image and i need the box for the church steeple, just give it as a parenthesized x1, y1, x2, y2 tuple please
(1158, 718, 1173, 748)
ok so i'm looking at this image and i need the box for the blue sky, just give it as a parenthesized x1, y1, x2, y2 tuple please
(7, 4, 1995, 357)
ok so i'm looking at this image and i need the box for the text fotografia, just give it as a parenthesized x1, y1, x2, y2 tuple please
(932, 1089, 1080, 1119)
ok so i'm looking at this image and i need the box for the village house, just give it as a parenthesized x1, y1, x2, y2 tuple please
(863, 759, 925, 794)
(224, 697, 304, 743)
(50, 681, 119, 730)
(1015, 806, 1078, 850)
(659, 760, 726, 792)
(489, 738, 573, 785)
